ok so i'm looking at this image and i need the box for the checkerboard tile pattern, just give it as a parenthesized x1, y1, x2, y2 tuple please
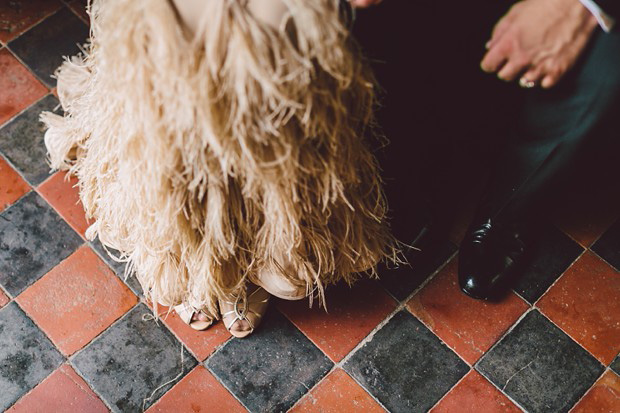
(0, 3, 618, 412)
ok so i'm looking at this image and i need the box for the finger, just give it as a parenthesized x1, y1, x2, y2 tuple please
(497, 59, 526, 82)
(481, 45, 508, 73)
(486, 18, 511, 50)
(541, 74, 558, 89)
(349, 0, 380, 7)
(519, 66, 544, 88)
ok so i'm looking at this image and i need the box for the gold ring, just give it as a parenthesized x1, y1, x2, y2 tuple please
(519, 77, 536, 89)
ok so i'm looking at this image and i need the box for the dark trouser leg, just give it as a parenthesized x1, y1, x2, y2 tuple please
(459, 27, 620, 300)
(482, 28, 620, 225)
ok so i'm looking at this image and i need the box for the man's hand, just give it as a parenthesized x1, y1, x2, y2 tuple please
(481, 0, 598, 88)
(349, 0, 383, 8)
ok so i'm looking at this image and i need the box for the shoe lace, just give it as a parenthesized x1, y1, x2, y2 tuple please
(471, 219, 493, 244)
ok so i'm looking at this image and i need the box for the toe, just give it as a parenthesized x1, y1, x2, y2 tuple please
(230, 319, 251, 333)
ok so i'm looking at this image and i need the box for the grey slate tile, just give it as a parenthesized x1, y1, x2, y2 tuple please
(476, 310, 604, 413)
(379, 240, 457, 301)
(591, 219, 620, 271)
(0, 191, 83, 296)
(207, 308, 333, 413)
(0, 302, 65, 411)
(513, 225, 584, 304)
(610, 353, 620, 375)
(344, 310, 469, 413)
(90, 237, 142, 297)
(71, 302, 197, 412)
(0, 94, 60, 185)
(8, 7, 89, 88)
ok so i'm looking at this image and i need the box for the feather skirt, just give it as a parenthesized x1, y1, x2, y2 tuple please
(41, 0, 401, 320)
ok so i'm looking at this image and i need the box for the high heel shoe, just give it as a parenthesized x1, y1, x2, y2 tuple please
(253, 265, 307, 301)
(219, 284, 270, 338)
(173, 302, 214, 331)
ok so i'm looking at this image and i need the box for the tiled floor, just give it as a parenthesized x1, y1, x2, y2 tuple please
(1, 2, 619, 413)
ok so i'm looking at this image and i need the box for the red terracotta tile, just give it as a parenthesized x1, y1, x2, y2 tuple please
(554, 186, 620, 248)
(291, 369, 385, 413)
(7, 363, 108, 413)
(0, 288, 10, 308)
(430, 370, 521, 413)
(277, 279, 397, 362)
(538, 251, 620, 365)
(571, 370, 620, 413)
(154, 303, 231, 362)
(0, 49, 47, 126)
(37, 171, 92, 237)
(66, 0, 89, 24)
(0, 0, 62, 43)
(146, 365, 245, 413)
(407, 258, 529, 364)
(0, 156, 30, 213)
(16, 246, 138, 355)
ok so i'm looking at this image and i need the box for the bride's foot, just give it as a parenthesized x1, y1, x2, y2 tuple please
(219, 283, 270, 338)
(174, 302, 214, 331)
(254, 254, 307, 300)
(254, 266, 307, 300)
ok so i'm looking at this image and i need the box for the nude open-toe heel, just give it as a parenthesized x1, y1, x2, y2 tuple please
(219, 284, 270, 338)
(173, 302, 214, 331)
(253, 252, 308, 300)
(254, 265, 307, 301)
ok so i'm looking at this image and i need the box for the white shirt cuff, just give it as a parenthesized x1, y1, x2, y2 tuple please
(579, 0, 616, 32)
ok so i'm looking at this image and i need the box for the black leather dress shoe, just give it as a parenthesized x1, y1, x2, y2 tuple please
(458, 218, 527, 300)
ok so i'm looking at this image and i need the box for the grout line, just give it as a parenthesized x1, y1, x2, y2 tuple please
(339, 249, 459, 369)
(535, 310, 607, 368)
(589, 246, 620, 272)
(344, 370, 392, 413)
(283, 248, 459, 412)
(475, 364, 529, 412)
(2, 3, 64, 46)
(5, 4, 66, 43)
(473, 306, 536, 370)
(0, 90, 52, 134)
(531, 249, 585, 307)
(3, 301, 70, 410)
(290, 249, 462, 412)
(566, 368, 608, 413)
(67, 301, 142, 362)
(66, 360, 116, 412)
(6, 40, 54, 89)
(204, 362, 252, 412)
(33, 179, 89, 243)
(474, 304, 607, 413)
